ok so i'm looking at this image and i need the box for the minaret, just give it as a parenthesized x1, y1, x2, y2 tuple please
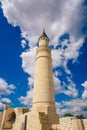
(33, 30, 55, 106)
(32, 30, 59, 126)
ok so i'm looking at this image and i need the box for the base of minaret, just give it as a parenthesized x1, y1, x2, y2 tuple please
(26, 101, 59, 130)
(27, 105, 59, 130)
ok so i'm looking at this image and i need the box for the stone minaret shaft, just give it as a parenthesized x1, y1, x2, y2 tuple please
(33, 30, 56, 110)
(32, 30, 59, 126)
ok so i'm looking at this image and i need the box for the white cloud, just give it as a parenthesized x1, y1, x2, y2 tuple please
(0, 78, 15, 95)
(20, 47, 36, 76)
(27, 77, 34, 89)
(1, 98, 11, 104)
(64, 38, 83, 61)
(1, 0, 85, 45)
(21, 40, 27, 48)
(0, 78, 16, 110)
(19, 47, 35, 105)
(51, 38, 83, 98)
(52, 49, 63, 68)
(18, 76, 34, 106)
(0, 98, 12, 110)
(81, 81, 87, 99)
(53, 75, 61, 94)
(0, 102, 4, 110)
(56, 99, 87, 118)
(64, 86, 78, 98)
(19, 88, 33, 107)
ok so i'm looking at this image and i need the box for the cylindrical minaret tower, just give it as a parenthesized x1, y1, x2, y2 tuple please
(32, 30, 59, 126)
(33, 30, 55, 107)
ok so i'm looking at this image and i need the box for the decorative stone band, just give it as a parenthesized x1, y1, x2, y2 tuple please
(36, 46, 51, 55)
(36, 56, 52, 61)
(33, 101, 55, 104)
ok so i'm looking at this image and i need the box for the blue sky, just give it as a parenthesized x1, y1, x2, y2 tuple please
(0, 0, 87, 117)
(0, 7, 29, 108)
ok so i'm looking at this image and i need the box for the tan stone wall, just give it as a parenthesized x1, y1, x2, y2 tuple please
(0, 112, 3, 129)
(59, 117, 87, 130)
(12, 114, 25, 130)
(12, 108, 29, 130)
(59, 117, 75, 130)
(0, 106, 29, 130)
(83, 119, 87, 130)
(0, 108, 87, 130)
(0, 107, 16, 130)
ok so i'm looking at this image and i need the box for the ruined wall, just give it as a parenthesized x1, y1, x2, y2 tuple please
(1, 106, 87, 130)
(0, 106, 16, 130)
(0, 106, 29, 130)
(59, 117, 87, 130)
(83, 119, 87, 130)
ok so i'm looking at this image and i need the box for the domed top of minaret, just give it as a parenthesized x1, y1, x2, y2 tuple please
(38, 29, 49, 46)
(38, 29, 49, 42)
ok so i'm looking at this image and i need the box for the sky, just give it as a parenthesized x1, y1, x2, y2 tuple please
(0, 0, 87, 117)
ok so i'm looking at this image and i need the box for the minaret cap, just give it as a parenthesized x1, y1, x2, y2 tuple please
(38, 29, 49, 42)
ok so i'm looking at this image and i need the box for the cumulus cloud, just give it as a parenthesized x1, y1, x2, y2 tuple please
(56, 99, 87, 118)
(52, 38, 83, 97)
(1, 0, 86, 45)
(0, 98, 12, 110)
(1, 98, 11, 104)
(53, 75, 61, 93)
(19, 88, 33, 107)
(0, 102, 4, 110)
(0, 78, 15, 110)
(52, 37, 84, 98)
(0, 78, 15, 95)
(81, 81, 87, 99)
(20, 47, 36, 76)
(21, 40, 27, 48)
